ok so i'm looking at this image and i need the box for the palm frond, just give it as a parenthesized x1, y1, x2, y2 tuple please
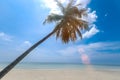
(70, 16, 89, 30)
(69, 20, 82, 39)
(61, 25, 70, 43)
(65, 7, 79, 16)
(52, 15, 89, 43)
(66, 0, 74, 9)
(54, 0, 65, 14)
(79, 8, 88, 17)
(76, 28, 82, 39)
(52, 18, 65, 30)
(70, 27, 77, 41)
(65, 6, 87, 18)
(43, 13, 63, 24)
(44, 0, 89, 43)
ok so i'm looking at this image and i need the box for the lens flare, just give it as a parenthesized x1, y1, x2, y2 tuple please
(78, 48, 97, 80)
(78, 48, 90, 65)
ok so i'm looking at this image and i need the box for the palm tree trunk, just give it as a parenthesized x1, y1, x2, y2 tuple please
(0, 30, 55, 79)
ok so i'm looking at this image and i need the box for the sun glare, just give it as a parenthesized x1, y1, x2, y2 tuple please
(78, 48, 90, 65)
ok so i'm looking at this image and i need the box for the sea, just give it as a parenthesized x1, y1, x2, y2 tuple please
(0, 62, 120, 71)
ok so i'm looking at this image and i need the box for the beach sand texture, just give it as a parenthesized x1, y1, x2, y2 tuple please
(1, 67, 120, 80)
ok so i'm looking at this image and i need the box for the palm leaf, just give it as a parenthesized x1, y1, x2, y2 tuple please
(43, 14, 63, 24)
(44, 0, 89, 43)
(54, 0, 65, 14)
(79, 8, 88, 17)
(66, 0, 74, 9)
(76, 28, 82, 39)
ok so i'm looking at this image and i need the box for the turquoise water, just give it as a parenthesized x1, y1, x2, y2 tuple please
(0, 62, 120, 70)
(0, 62, 85, 69)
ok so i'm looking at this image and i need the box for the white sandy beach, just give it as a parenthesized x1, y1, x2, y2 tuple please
(1, 66, 120, 80)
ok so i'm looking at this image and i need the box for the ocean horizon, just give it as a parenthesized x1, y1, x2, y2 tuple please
(0, 62, 120, 70)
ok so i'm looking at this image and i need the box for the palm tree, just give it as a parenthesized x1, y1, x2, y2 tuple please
(0, 0, 89, 79)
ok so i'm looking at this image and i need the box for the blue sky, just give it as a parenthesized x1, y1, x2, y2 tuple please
(0, 0, 120, 65)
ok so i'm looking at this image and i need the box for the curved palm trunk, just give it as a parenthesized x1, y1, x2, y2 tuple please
(0, 30, 55, 79)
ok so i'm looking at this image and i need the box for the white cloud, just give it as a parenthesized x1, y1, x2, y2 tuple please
(40, 0, 97, 21)
(81, 8, 98, 39)
(83, 9, 98, 23)
(0, 32, 12, 41)
(81, 9, 98, 39)
(24, 41, 32, 47)
(83, 25, 99, 38)
(86, 42, 120, 51)
(76, 0, 90, 8)
(40, 0, 64, 14)
(40, 0, 92, 14)
(77, 42, 120, 62)
(57, 41, 120, 57)
(78, 42, 120, 53)
(40, 0, 97, 23)
(40, 0, 99, 39)
(16, 40, 32, 51)
(58, 46, 77, 56)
